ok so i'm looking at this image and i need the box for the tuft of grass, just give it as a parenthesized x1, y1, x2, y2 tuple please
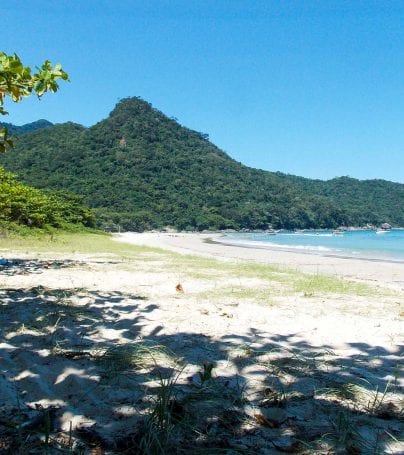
(137, 362, 248, 454)
(139, 369, 183, 455)
(96, 341, 178, 378)
(358, 380, 402, 419)
(263, 347, 323, 377)
(330, 410, 380, 454)
(320, 382, 361, 403)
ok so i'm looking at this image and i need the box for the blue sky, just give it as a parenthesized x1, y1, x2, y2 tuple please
(3, 0, 404, 183)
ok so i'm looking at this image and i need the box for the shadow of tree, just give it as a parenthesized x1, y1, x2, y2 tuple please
(0, 285, 402, 454)
(0, 258, 122, 276)
(0, 259, 87, 276)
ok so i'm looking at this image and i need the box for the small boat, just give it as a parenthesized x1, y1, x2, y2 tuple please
(332, 230, 344, 235)
(380, 223, 392, 230)
(376, 229, 389, 234)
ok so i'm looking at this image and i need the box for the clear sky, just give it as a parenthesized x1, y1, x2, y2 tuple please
(3, 0, 404, 183)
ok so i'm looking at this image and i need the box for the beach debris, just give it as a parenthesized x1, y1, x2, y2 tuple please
(175, 283, 184, 292)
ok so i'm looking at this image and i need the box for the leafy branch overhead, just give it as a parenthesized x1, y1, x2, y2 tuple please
(0, 52, 68, 152)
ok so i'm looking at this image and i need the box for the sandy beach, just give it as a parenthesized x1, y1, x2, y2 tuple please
(0, 232, 403, 453)
(117, 232, 404, 291)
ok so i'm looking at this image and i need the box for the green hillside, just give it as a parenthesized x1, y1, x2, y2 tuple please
(276, 173, 404, 228)
(1, 97, 403, 231)
(0, 166, 95, 232)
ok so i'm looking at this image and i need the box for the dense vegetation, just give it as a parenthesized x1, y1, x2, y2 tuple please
(0, 166, 95, 232)
(1, 97, 403, 231)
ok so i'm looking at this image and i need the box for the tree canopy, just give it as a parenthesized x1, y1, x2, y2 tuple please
(0, 52, 68, 152)
(0, 166, 95, 230)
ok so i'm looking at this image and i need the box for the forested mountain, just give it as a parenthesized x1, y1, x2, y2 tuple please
(0, 119, 53, 135)
(1, 97, 403, 231)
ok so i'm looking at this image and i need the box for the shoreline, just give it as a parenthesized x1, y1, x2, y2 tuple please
(116, 232, 404, 291)
(210, 235, 404, 264)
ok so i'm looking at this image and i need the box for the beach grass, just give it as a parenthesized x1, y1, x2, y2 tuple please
(0, 231, 395, 299)
(1, 231, 402, 454)
(164, 253, 390, 297)
(0, 231, 169, 257)
(291, 273, 377, 296)
(169, 254, 390, 300)
(96, 341, 180, 378)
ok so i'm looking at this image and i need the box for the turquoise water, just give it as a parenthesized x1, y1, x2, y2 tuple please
(221, 229, 404, 262)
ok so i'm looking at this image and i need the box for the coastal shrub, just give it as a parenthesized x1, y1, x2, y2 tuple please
(0, 166, 95, 230)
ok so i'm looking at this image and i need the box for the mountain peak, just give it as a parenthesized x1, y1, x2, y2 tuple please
(99, 97, 173, 136)
(109, 97, 154, 119)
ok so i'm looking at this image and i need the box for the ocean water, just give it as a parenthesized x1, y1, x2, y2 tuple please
(220, 229, 404, 263)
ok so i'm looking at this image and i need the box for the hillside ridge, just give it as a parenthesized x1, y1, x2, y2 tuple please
(1, 97, 403, 231)
(0, 119, 53, 135)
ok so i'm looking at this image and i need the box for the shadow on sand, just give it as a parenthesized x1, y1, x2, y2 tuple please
(0, 279, 402, 453)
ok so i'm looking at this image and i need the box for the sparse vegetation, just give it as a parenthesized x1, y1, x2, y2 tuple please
(0, 233, 402, 453)
(97, 341, 178, 378)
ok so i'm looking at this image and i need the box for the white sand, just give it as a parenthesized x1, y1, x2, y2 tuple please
(0, 232, 402, 453)
(116, 231, 404, 291)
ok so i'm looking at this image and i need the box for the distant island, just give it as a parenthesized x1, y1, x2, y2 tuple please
(1, 97, 403, 232)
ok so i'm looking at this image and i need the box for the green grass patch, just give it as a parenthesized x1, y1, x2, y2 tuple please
(172, 254, 383, 299)
(292, 273, 380, 297)
(167, 255, 294, 283)
(0, 231, 170, 258)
